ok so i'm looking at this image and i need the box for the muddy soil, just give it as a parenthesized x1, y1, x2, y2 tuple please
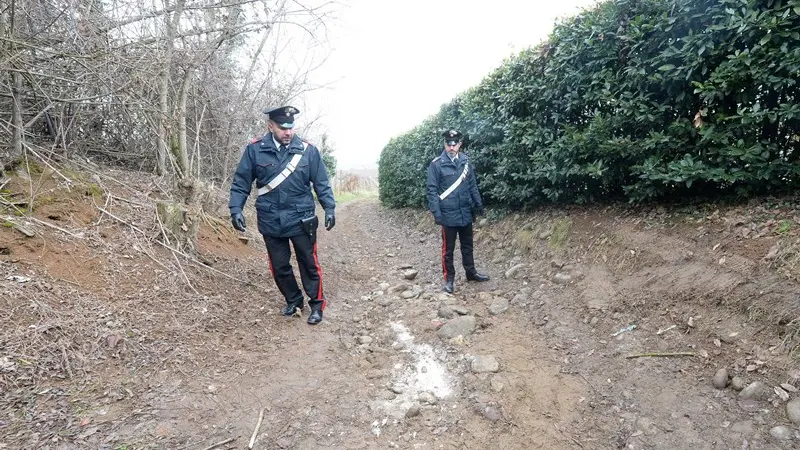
(2, 172, 800, 449)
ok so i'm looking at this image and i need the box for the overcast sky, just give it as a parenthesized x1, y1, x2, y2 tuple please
(299, 0, 599, 170)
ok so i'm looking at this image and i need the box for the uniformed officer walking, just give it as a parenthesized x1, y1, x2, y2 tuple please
(426, 129, 490, 293)
(229, 106, 336, 325)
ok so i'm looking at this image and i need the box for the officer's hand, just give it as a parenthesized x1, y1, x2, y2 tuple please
(478, 207, 485, 216)
(231, 212, 246, 232)
(434, 215, 442, 226)
(325, 212, 335, 231)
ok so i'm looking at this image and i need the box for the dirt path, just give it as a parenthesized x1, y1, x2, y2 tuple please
(3, 191, 800, 449)
(124, 198, 799, 449)
(64, 197, 584, 450)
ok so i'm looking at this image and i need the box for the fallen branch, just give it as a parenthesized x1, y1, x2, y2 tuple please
(625, 352, 696, 359)
(60, 342, 74, 379)
(154, 205, 172, 247)
(0, 200, 28, 206)
(554, 423, 584, 449)
(94, 192, 113, 226)
(201, 210, 224, 234)
(26, 216, 84, 238)
(248, 407, 266, 449)
(165, 241, 256, 286)
(24, 144, 73, 185)
(656, 325, 676, 335)
(97, 206, 260, 287)
(9, 220, 36, 237)
(96, 207, 147, 234)
(0, 196, 26, 215)
(54, 276, 82, 287)
(172, 251, 200, 295)
(575, 372, 601, 398)
(142, 247, 171, 271)
(200, 437, 236, 450)
(33, 147, 143, 196)
(110, 194, 152, 209)
(201, 210, 235, 235)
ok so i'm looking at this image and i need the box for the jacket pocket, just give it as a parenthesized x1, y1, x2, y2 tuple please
(292, 157, 310, 181)
(440, 167, 457, 177)
(255, 200, 276, 212)
(255, 162, 277, 182)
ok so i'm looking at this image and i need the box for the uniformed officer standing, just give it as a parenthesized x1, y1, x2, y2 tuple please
(426, 129, 490, 293)
(229, 106, 336, 325)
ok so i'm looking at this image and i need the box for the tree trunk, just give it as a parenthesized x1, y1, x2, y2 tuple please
(155, 0, 185, 176)
(11, 70, 23, 162)
(5, 0, 23, 164)
(156, 200, 199, 254)
(174, 66, 193, 178)
(156, 70, 169, 176)
(155, 176, 218, 254)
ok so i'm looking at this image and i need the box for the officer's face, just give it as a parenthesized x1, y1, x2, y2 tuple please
(444, 141, 461, 156)
(269, 121, 294, 145)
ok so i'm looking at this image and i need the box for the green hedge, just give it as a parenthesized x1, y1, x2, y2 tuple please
(379, 0, 800, 208)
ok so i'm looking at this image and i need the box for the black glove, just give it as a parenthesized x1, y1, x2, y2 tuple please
(434, 215, 442, 226)
(478, 206, 485, 216)
(325, 212, 335, 231)
(231, 212, 246, 232)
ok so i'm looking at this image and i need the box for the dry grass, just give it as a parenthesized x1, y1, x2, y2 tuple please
(762, 238, 800, 351)
(768, 237, 800, 281)
(333, 172, 377, 196)
(548, 218, 572, 251)
(335, 189, 378, 204)
(512, 228, 537, 254)
(332, 172, 379, 205)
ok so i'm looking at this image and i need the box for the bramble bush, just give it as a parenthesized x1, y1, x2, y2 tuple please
(378, 0, 800, 208)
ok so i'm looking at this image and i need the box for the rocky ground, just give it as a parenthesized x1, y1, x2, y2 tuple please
(2, 165, 800, 449)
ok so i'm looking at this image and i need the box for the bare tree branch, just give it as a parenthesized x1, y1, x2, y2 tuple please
(2, 0, 339, 195)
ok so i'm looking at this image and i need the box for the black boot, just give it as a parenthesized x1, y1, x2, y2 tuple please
(281, 303, 303, 317)
(443, 279, 454, 294)
(307, 309, 323, 325)
(466, 271, 490, 282)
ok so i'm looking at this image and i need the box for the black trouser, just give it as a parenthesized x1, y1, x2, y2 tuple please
(264, 233, 326, 311)
(441, 224, 476, 282)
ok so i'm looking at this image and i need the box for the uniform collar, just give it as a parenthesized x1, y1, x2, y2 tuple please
(440, 150, 463, 164)
(262, 134, 304, 154)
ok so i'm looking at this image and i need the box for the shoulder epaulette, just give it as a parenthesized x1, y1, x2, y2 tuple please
(432, 156, 441, 163)
(250, 136, 262, 144)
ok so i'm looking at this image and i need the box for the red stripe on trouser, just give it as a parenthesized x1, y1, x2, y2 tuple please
(312, 241, 326, 310)
(441, 226, 447, 281)
(266, 250, 275, 278)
